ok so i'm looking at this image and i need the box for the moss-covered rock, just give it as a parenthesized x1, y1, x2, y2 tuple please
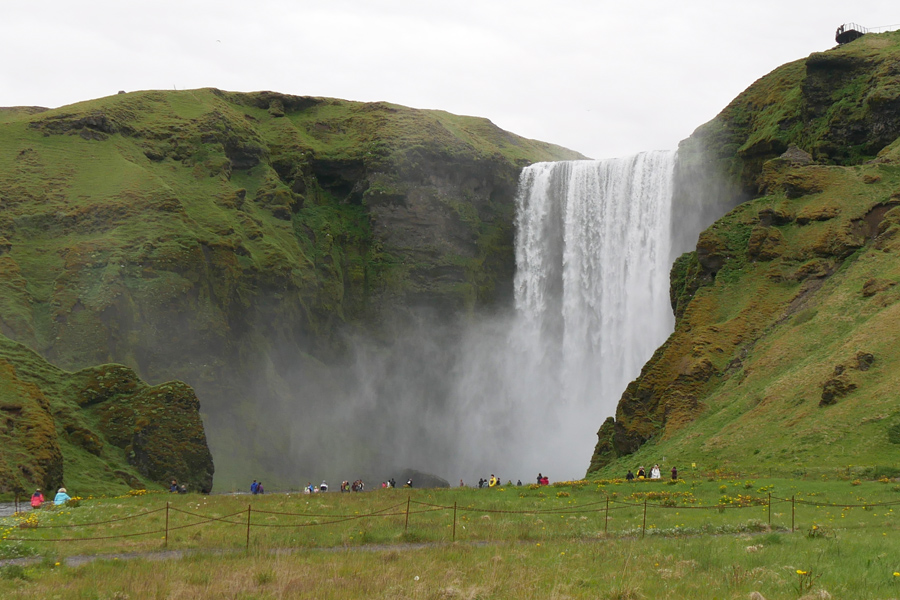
(0, 333, 213, 496)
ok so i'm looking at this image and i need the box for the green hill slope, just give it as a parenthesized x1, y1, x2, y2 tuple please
(0, 332, 213, 497)
(0, 90, 583, 489)
(589, 31, 900, 477)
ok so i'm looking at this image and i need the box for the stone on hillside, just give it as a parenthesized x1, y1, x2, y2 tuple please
(783, 171, 825, 199)
(268, 99, 285, 117)
(757, 207, 794, 226)
(747, 226, 786, 261)
(796, 204, 840, 225)
(779, 144, 813, 165)
(856, 352, 875, 371)
(696, 231, 731, 276)
(862, 278, 895, 297)
(820, 375, 857, 406)
(810, 224, 864, 259)
(793, 259, 832, 281)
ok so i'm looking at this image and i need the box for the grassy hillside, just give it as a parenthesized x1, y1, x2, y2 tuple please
(0, 332, 212, 497)
(590, 31, 900, 477)
(0, 90, 583, 489)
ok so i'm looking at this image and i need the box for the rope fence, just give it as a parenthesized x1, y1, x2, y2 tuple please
(3, 491, 898, 550)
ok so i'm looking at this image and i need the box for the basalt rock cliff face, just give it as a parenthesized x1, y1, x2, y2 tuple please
(0, 333, 213, 496)
(0, 91, 583, 489)
(590, 31, 900, 476)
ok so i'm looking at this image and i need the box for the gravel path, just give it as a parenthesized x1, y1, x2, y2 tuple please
(0, 502, 23, 518)
(0, 541, 491, 569)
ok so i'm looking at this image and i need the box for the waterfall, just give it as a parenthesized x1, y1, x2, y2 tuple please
(506, 151, 677, 472)
(281, 150, 681, 486)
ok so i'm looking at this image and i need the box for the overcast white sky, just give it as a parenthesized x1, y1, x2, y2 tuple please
(3, 1, 897, 159)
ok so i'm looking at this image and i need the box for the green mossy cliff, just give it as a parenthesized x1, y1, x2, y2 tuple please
(590, 31, 900, 476)
(0, 90, 583, 488)
(0, 332, 213, 497)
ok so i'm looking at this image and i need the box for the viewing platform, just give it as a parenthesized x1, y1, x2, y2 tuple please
(835, 23, 867, 45)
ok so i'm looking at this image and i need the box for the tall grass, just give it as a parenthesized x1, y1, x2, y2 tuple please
(2, 476, 899, 598)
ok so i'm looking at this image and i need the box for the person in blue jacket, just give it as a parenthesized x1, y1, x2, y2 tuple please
(54, 487, 71, 505)
(250, 480, 259, 494)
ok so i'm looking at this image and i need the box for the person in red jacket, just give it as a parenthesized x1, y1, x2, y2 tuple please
(30, 489, 44, 509)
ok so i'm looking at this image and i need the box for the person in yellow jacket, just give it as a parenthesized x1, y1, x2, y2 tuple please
(489, 474, 498, 487)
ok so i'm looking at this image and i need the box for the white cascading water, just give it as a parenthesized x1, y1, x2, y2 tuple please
(506, 151, 677, 476)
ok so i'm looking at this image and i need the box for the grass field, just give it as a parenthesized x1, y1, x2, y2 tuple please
(2, 474, 899, 599)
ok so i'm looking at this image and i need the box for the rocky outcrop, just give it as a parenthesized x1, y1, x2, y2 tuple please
(0, 334, 213, 495)
(590, 32, 900, 473)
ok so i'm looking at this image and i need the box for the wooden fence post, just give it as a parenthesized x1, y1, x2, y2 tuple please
(165, 502, 169, 548)
(452, 501, 457, 542)
(605, 496, 609, 534)
(642, 498, 648, 539)
(405, 496, 411, 533)
(791, 496, 795, 533)
(246, 504, 251, 550)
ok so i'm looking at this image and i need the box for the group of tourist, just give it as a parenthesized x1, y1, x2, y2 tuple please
(348, 479, 367, 491)
(169, 480, 189, 494)
(625, 464, 677, 481)
(29, 487, 71, 509)
(466, 473, 548, 488)
(247, 477, 413, 494)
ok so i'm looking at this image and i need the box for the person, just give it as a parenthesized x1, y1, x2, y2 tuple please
(637, 466, 645, 479)
(537, 473, 543, 485)
(54, 487, 71, 505)
(257, 482, 264, 494)
(489, 474, 497, 487)
(516, 480, 522, 486)
(305, 482, 313, 494)
(626, 470, 634, 482)
(178, 484, 188, 494)
(651, 465, 661, 480)
(320, 481, 328, 492)
(30, 489, 44, 509)
(540, 476, 549, 486)
(671, 466, 678, 480)
(459, 479, 464, 487)
(251, 480, 259, 494)
(405, 479, 412, 488)
(170, 480, 178, 493)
